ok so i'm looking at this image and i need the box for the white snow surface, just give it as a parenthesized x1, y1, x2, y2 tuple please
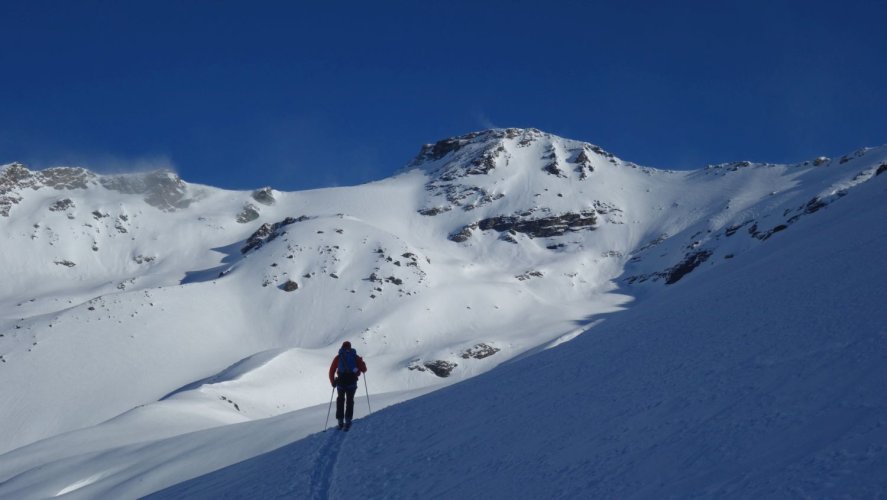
(0, 128, 885, 498)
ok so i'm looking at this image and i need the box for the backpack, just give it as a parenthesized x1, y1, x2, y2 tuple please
(337, 348, 360, 387)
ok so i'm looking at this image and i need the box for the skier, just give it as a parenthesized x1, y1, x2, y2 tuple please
(328, 341, 367, 431)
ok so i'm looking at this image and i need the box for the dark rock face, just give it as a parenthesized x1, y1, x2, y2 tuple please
(415, 130, 545, 215)
(540, 146, 566, 177)
(515, 271, 543, 281)
(460, 343, 500, 359)
(478, 211, 597, 236)
(703, 161, 763, 175)
(0, 196, 18, 217)
(438, 144, 505, 180)
(280, 280, 299, 292)
(133, 255, 156, 264)
(49, 199, 75, 212)
(412, 128, 531, 165)
(415, 134, 481, 163)
(785, 195, 834, 225)
(449, 225, 476, 243)
(628, 248, 715, 286)
(418, 206, 452, 216)
(251, 187, 275, 205)
(759, 224, 787, 240)
(114, 215, 129, 233)
(0, 163, 32, 186)
(725, 220, 753, 237)
(409, 360, 458, 377)
(241, 216, 309, 254)
(663, 250, 712, 285)
(543, 161, 565, 177)
(236, 204, 260, 223)
(575, 148, 595, 179)
(54, 260, 76, 267)
(736, 195, 836, 243)
(876, 163, 887, 176)
(450, 210, 597, 242)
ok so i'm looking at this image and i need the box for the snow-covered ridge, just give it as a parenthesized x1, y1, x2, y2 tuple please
(0, 129, 886, 497)
(0, 163, 205, 215)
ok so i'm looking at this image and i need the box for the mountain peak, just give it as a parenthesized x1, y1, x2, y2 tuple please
(411, 128, 543, 165)
(408, 128, 622, 184)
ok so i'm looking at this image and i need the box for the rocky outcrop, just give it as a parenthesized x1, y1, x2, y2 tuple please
(133, 255, 156, 264)
(663, 250, 712, 284)
(575, 147, 595, 179)
(460, 343, 500, 359)
(625, 249, 713, 285)
(415, 129, 621, 216)
(241, 216, 309, 254)
(251, 187, 275, 205)
(236, 204, 260, 223)
(724, 220, 753, 237)
(1, 164, 196, 215)
(540, 146, 566, 178)
(417, 206, 452, 216)
(420, 184, 504, 214)
(1, 164, 97, 216)
(448, 224, 477, 242)
(280, 280, 299, 292)
(408, 360, 457, 377)
(48, 199, 75, 212)
(412, 128, 530, 166)
(543, 160, 565, 177)
(414, 133, 483, 163)
(100, 170, 193, 211)
(437, 143, 505, 181)
(592, 200, 624, 224)
(450, 210, 598, 242)
(515, 271, 543, 281)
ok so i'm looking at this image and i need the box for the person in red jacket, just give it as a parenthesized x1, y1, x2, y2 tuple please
(328, 341, 367, 430)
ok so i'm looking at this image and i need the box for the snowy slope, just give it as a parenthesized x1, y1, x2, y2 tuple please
(149, 163, 887, 499)
(0, 128, 885, 498)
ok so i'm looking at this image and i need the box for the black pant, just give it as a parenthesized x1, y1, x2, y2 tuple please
(336, 387, 356, 422)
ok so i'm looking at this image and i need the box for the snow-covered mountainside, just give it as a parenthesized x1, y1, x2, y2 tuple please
(0, 128, 885, 498)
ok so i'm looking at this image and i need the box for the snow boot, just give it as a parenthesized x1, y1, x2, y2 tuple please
(337, 419, 344, 430)
(344, 420, 352, 431)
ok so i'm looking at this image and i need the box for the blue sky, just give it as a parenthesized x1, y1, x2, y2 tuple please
(2, 1, 886, 191)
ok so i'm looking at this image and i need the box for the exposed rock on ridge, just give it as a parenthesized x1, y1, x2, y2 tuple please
(450, 210, 598, 243)
(1, 163, 197, 216)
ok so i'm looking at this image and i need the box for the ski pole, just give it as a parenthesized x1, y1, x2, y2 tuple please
(323, 386, 335, 432)
(364, 375, 372, 415)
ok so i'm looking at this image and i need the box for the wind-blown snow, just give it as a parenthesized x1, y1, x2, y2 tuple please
(0, 129, 885, 498)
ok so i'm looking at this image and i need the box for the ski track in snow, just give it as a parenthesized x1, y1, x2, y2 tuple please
(309, 430, 345, 500)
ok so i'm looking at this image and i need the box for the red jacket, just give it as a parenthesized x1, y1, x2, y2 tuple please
(329, 354, 368, 385)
